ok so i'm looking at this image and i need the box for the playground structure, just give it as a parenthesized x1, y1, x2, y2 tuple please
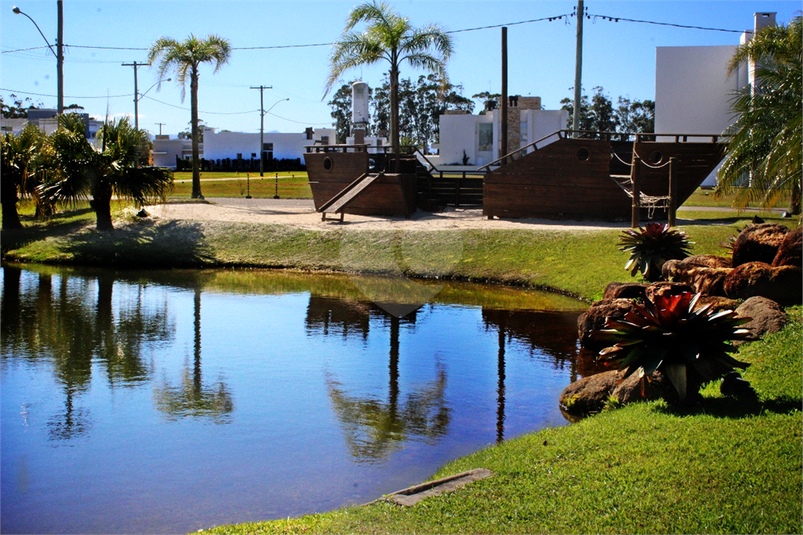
(305, 129, 727, 226)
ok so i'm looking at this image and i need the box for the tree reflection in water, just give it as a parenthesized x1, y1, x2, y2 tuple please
(153, 287, 234, 423)
(1, 266, 175, 441)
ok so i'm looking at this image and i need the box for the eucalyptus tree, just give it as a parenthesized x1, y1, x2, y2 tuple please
(325, 0, 453, 169)
(717, 16, 802, 214)
(148, 34, 231, 199)
(46, 115, 172, 231)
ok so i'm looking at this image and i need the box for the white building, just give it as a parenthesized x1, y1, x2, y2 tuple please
(151, 127, 337, 169)
(654, 12, 775, 185)
(432, 96, 568, 169)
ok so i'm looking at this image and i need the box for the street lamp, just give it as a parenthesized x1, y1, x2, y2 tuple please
(265, 98, 289, 198)
(133, 78, 169, 131)
(13, 3, 63, 114)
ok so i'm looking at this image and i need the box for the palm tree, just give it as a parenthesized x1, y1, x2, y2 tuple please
(716, 16, 802, 214)
(325, 1, 452, 170)
(46, 114, 172, 231)
(148, 34, 231, 199)
(1, 122, 49, 229)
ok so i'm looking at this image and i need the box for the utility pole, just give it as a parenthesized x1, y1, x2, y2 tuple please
(250, 85, 272, 177)
(123, 61, 149, 130)
(572, 0, 584, 137)
(155, 122, 166, 135)
(56, 0, 63, 114)
(501, 27, 508, 161)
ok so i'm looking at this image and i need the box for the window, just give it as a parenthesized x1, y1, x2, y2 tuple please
(262, 143, 273, 151)
(251, 153, 257, 158)
(478, 123, 493, 152)
(236, 153, 243, 160)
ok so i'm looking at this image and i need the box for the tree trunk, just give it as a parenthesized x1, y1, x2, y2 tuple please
(190, 66, 203, 199)
(790, 180, 801, 215)
(94, 185, 114, 231)
(390, 63, 400, 173)
(1, 177, 22, 230)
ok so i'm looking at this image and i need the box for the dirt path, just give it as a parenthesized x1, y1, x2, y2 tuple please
(147, 198, 635, 232)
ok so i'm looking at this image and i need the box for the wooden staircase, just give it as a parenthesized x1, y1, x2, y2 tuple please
(318, 172, 383, 221)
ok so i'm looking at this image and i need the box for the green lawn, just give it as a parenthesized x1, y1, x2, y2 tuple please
(169, 171, 312, 198)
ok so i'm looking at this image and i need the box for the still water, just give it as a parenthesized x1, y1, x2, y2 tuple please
(1, 264, 594, 534)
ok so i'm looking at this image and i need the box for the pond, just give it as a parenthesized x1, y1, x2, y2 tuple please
(1, 264, 599, 534)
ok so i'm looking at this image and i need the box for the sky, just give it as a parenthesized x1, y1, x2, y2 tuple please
(1, 0, 799, 137)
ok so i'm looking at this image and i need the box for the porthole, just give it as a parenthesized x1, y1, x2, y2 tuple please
(648, 150, 663, 165)
(576, 147, 590, 161)
(323, 156, 334, 171)
(368, 158, 376, 171)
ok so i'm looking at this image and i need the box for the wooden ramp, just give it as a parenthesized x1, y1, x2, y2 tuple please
(318, 172, 383, 221)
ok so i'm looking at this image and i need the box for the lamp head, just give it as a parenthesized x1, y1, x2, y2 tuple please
(12, 6, 22, 14)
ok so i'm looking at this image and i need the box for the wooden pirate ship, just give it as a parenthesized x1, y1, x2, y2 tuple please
(305, 129, 726, 224)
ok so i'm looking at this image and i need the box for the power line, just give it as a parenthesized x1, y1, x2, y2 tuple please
(141, 94, 259, 115)
(587, 13, 745, 34)
(0, 87, 131, 99)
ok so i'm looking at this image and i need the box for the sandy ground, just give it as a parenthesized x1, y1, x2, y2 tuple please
(146, 198, 637, 232)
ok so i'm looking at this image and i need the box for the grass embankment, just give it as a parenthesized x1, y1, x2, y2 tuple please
(205, 312, 801, 534)
(3, 203, 783, 301)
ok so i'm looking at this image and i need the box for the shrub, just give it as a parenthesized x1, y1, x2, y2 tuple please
(593, 292, 750, 402)
(619, 223, 692, 282)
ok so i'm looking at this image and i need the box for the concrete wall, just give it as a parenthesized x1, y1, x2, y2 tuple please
(203, 131, 308, 162)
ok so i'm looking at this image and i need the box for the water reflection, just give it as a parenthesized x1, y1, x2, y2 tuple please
(1, 265, 588, 535)
(153, 288, 234, 423)
(1, 265, 175, 442)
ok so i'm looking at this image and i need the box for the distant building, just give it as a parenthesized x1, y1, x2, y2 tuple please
(431, 96, 568, 168)
(1, 108, 102, 139)
(150, 126, 337, 169)
(655, 12, 775, 185)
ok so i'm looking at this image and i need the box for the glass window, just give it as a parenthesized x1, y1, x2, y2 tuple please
(478, 123, 493, 152)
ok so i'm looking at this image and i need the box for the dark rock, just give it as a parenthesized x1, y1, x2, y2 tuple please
(683, 267, 732, 296)
(772, 227, 802, 268)
(724, 262, 802, 305)
(644, 282, 694, 301)
(732, 223, 789, 267)
(680, 254, 732, 270)
(720, 371, 758, 400)
(735, 296, 789, 341)
(559, 369, 672, 416)
(662, 259, 682, 281)
(603, 282, 647, 300)
(577, 299, 636, 350)
(697, 295, 740, 313)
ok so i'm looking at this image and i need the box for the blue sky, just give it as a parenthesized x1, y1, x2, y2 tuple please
(1, 0, 799, 136)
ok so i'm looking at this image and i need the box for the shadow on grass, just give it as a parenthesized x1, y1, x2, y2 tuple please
(654, 393, 802, 420)
(60, 220, 215, 268)
(1, 208, 95, 253)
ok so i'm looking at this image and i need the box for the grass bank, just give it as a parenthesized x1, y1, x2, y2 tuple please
(3, 205, 784, 301)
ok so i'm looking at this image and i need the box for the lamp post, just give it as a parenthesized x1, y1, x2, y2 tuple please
(13, 3, 63, 114)
(265, 98, 289, 198)
(133, 78, 169, 131)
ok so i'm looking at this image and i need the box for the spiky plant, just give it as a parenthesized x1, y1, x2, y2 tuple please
(594, 292, 750, 402)
(619, 222, 693, 282)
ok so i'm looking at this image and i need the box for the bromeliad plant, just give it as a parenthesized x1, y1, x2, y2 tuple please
(619, 222, 693, 282)
(594, 292, 751, 402)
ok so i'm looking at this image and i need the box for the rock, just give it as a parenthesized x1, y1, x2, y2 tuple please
(735, 296, 789, 341)
(559, 369, 672, 416)
(664, 255, 730, 281)
(683, 267, 732, 296)
(720, 371, 758, 400)
(697, 295, 740, 313)
(603, 282, 646, 300)
(644, 282, 694, 301)
(724, 262, 803, 305)
(662, 259, 682, 280)
(732, 223, 789, 267)
(577, 299, 636, 350)
(772, 227, 802, 268)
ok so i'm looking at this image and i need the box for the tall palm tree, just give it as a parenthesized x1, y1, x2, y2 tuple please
(148, 34, 231, 199)
(1, 122, 49, 229)
(325, 1, 452, 170)
(717, 16, 802, 214)
(46, 114, 172, 231)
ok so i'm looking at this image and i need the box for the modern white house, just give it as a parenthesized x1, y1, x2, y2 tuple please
(654, 12, 775, 185)
(1, 108, 102, 139)
(431, 96, 568, 169)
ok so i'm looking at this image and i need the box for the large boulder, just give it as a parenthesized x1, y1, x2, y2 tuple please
(559, 370, 671, 416)
(732, 223, 789, 267)
(664, 254, 731, 282)
(723, 262, 803, 305)
(698, 295, 740, 313)
(772, 227, 802, 268)
(682, 267, 732, 296)
(735, 296, 789, 341)
(602, 282, 647, 300)
(577, 299, 635, 350)
(644, 282, 694, 301)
